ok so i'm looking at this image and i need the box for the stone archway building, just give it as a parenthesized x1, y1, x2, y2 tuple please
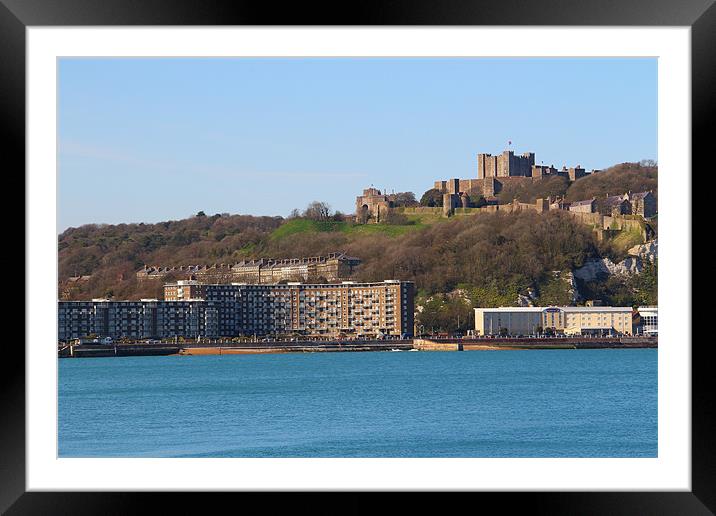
(355, 187, 396, 223)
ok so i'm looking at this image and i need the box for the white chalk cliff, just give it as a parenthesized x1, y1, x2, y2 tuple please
(574, 239, 657, 282)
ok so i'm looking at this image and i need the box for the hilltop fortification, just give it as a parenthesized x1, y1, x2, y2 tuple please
(436, 148, 593, 202)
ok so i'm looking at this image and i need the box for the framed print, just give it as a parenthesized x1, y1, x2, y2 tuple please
(6, 0, 714, 512)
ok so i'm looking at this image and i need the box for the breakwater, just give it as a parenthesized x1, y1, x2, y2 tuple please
(179, 340, 413, 355)
(58, 344, 181, 358)
(58, 336, 656, 358)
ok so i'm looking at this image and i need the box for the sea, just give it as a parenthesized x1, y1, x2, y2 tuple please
(58, 349, 657, 458)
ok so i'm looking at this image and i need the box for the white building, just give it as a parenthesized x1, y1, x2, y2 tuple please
(636, 306, 658, 336)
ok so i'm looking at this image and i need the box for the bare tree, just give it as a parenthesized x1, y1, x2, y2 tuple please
(303, 201, 332, 221)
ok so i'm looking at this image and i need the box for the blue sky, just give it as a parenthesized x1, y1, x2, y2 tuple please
(58, 58, 657, 230)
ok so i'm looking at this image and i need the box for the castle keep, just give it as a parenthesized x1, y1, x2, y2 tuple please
(477, 149, 586, 181)
(477, 150, 535, 178)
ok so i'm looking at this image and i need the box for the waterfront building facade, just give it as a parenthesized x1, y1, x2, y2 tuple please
(636, 306, 658, 336)
(58, 299, 218, 341)
(59, 280, 415, 341)
(474, 306, 634, 336)
(474, 307, 544, 336)
(198, 280, 414, 338)
(559, 307, 633, 335)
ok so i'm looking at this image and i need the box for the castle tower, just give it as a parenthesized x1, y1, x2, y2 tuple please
(477, 153, 499, 179)
(478, 149, 535, 178)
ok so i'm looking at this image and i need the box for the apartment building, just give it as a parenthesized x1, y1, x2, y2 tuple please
(58, 280, 415, 341)
(163, 280, 207, 301)
(58, 299, 217, 341)
(199, 280, 414, 338)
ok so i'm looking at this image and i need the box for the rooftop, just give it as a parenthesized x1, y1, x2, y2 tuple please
(630, 191, 653, 199)
(475, 306, 633, 313)
(604, 195, 629, 206)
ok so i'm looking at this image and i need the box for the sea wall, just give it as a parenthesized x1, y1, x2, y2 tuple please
(412, 339, 461, 351)
(59, 336, 657, 358)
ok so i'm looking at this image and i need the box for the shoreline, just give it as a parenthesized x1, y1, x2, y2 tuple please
(59, 337, 657, 358)
(177, 347, 291, 355)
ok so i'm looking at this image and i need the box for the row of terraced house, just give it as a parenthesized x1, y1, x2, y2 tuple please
(136, 252, 361, 284)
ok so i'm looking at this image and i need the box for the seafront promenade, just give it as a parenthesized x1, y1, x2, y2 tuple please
(58, 336, 657, 358)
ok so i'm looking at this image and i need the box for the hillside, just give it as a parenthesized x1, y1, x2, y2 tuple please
(59, 208, 655, 313)
(564, 161, 657, 202)
(496, 175, 571, 204)
(59, 214, 283, 299)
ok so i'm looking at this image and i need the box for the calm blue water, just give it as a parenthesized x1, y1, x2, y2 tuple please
(58, 349, 657, 457)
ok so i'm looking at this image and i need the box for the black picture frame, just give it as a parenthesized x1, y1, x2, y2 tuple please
(5, 0, 711, 512)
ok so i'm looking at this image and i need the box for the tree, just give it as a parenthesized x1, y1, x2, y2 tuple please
(59, 203, 621, 305)
(420, 188, 443, 207)
(393, 191, 418, 207)
(565, 162, 657, 203)
(496, 175, 569, 204)
(195, 211, 206, 217)
(415, 294, 472, 334)
(628, 259, 657, 306)
(303, 201, 332, 221)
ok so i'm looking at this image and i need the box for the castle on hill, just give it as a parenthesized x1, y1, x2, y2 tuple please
(435, 148, 596, 204)
(354, 148, 656, 223)
(355, 148, 598, 223)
